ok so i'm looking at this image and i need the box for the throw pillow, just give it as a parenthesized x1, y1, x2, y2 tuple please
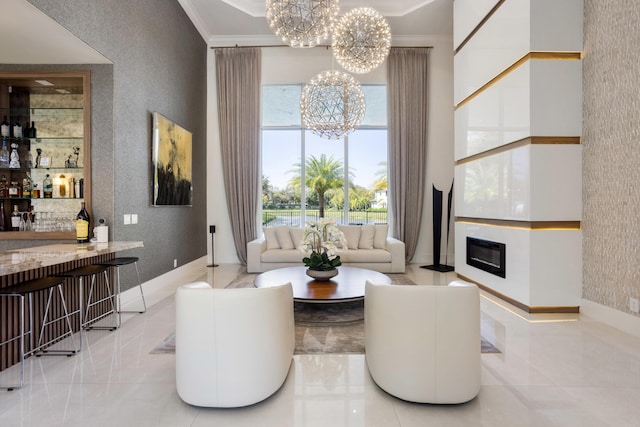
(339, 225, 361, 250)
(275, 226, 295, 250)
(358, 224, 375, 249)
(263, 227, 280, 250)
(374, 224, 389, 249)
(289, 227, 304, 250)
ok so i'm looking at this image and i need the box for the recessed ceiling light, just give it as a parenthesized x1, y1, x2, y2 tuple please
(55, 89, 71, 94)
(34, 80, 54, 86)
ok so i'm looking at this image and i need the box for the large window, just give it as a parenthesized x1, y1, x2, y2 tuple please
(261, 84, 387, 227)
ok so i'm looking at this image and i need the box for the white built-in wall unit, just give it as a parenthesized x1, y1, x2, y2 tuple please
(453, 0, 583, 313)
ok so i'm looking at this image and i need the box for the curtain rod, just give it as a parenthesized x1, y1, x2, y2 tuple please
(210, 45, 433, 49)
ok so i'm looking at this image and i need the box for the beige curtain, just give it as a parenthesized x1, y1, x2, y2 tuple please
(387, 47, 430, 262)
(215, 47, 261, 264)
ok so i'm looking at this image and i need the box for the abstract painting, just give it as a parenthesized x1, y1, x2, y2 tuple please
(152, 112, 192, 206)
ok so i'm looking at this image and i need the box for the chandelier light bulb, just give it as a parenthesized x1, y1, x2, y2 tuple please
(301, 70, 366, 140)
(266, 0, 339, 48)
(332, 7, 391, 74)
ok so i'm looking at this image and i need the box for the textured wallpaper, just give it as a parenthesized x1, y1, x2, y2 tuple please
(583, 0, 640, 315)
(25, 0, 208, 285)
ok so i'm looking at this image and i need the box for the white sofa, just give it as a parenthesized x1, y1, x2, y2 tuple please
(247, 224, 405, 273)
(175, 282, 295, 407)
(364, 279, 481, 404)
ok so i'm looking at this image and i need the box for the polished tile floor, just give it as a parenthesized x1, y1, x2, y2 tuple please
(1, 263, 640, 426)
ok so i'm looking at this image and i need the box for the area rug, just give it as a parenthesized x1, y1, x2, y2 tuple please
(151, 272, 501, 355)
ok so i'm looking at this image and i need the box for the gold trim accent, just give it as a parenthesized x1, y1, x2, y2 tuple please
(454, 0, 507, 54)
(456, 136, 581, 165)
(457, 274, 580, 314)
(455, 51, 582, 110)
(456, 217, 581, 230)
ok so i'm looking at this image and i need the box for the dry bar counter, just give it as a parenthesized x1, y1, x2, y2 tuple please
(0, 241, 143, 371)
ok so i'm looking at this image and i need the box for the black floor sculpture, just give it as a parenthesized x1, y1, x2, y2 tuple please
(421, 182, 454, 272)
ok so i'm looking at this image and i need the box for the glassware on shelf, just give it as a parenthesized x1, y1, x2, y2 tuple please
(19, 212, 26, 231)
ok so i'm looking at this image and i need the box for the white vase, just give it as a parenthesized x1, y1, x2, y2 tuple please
(306, 268, 339, 281)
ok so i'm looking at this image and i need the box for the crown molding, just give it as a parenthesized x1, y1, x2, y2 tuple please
(208, 34, 450, 48)
(178, 0, 209, 42)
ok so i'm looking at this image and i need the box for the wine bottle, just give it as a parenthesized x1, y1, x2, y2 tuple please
(32, 183, 40, 199)
(0, 203, 6, 231)
(76, 201, 90, 243)
(22, 172, 33, 198)
(43, 174, 53, 198)
(58, 174, 67, 198)
(24, 147, 33, 168)
(11, 205, 20, 231)
(0, 140, 9, 168)
(12, 121, 22, 139)
(0, 175, 6, 198)
(30, 121, 36, 139)
(0, 116, 9, 138)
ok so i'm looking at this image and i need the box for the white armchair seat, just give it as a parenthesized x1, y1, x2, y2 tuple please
(175, 281, 295, 407)
(364, 279, 481, 404)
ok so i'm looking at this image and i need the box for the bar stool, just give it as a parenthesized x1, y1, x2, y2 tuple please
(100, 257, 146, 325)
(54, 264, 117, 332)
(0, 276, 80, 391)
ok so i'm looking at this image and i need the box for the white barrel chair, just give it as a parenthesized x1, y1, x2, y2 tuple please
(175, 281, 295, 407)
(364, 279, 480, 404)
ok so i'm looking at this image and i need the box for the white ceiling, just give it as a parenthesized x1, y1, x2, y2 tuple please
(0, 0, 452, 64)
(179, 0, 452, 45)
(0, 0, 111, 64)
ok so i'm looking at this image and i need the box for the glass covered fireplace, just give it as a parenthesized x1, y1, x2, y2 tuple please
(466, 237, 506, 278)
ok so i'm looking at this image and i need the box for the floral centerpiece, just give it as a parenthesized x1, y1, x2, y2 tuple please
(299, 218, 347, 280)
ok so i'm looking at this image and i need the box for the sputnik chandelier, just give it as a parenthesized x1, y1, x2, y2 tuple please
(301, 70, 366, 140)
(266, 0, 339, 48)
(332, 7, 391, 74)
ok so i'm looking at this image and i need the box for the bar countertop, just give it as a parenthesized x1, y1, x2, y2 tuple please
(0, 241, 144, 276)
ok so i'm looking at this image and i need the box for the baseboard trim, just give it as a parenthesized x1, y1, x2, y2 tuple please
(580, 299, 640, 339)
(457, 274, 580, 314)
(119, 256, 208, 310)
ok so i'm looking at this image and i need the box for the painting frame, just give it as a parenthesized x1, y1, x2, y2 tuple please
(151, 112, 193, 207)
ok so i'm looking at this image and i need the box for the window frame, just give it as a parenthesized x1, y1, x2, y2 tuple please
(261, 83, 388, 227)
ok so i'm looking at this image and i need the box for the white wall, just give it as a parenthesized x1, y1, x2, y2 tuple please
(453, 0, 583, 309)
(207, 37, 455, 265)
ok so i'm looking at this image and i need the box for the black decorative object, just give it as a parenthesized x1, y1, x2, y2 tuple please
(421, 182, 454, 272)
(444, 180, 454, 268)
(207, 225, 219, 268)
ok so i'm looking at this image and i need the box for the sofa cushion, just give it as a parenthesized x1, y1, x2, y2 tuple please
(263, 227, 280, 250)
(358, 225, 375, 249)
(338, 249, 391, 263)
(374, 224, 389, 249)
(275, 226, 295, 250)
(262, 249, 306, 263)
(339, 225, 361, 250)
(289, 227, 304, 250)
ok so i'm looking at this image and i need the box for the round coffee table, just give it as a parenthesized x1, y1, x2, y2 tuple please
(254, 266, 391, 303)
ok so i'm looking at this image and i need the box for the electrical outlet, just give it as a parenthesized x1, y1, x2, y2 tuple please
(123, 214, 131, 225)
(630, 297, 639, 314)
(131, 214, 138, 224)
(173, 259, 177, 268)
